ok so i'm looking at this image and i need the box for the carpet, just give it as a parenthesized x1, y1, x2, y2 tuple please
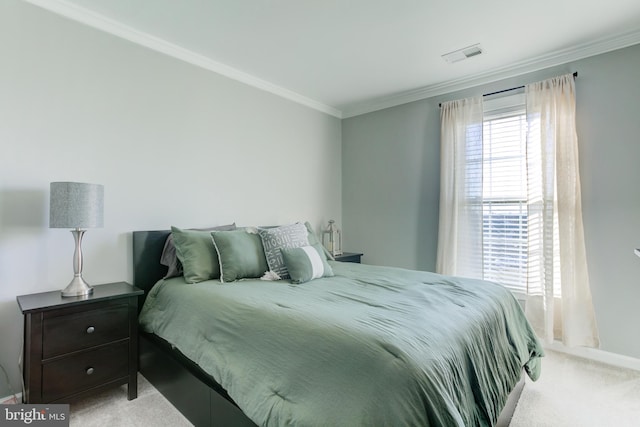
(511, 349, 640, 426)
(70, 374, 191, 427)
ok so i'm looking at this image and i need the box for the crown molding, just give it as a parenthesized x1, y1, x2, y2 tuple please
(20, 0, 640, 121)
(342, 28, 640, 118)
(22, 0, 343, 118)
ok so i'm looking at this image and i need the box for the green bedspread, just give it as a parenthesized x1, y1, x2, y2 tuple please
(139, 262, 543, 426)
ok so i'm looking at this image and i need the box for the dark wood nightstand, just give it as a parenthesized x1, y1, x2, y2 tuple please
(17, 282, 143, 404)
(334, 252, 363, 263)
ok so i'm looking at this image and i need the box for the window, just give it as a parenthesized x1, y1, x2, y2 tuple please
(460, 93, 561, 297)
(480, 95, 528, 294)
(438, 74, 598, 346)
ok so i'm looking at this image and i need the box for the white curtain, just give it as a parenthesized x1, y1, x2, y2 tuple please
(524, 74, 599, 347)
(436, 75, 599, 348)
(436, 96, 483, 278)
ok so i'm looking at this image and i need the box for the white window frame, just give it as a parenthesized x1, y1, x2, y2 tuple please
(480, 93, 528, 297)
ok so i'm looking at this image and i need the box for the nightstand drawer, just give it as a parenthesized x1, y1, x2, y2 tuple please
(42, 341, 129, 402)
(42, 303, 129, 359)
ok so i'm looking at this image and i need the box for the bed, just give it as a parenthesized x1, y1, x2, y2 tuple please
(133, 228, 543, 427)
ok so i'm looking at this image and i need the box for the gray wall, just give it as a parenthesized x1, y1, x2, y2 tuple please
(343, 44, 640, 359)
(0, 1, 341, 397)
(342, 100, 440, 271)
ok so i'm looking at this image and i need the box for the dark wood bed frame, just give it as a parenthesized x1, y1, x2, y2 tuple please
(132, 230, 524, 427)
(133, 230, 256, 427)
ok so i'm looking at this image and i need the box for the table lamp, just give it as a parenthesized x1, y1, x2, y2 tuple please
(50, 182, 104, 297)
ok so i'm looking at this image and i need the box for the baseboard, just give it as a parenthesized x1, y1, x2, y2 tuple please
(0, 393, 21, 404)
(546, 341, 640, 372)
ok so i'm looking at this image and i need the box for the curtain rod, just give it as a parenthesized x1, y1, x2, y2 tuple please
(439, 71, 578, 108)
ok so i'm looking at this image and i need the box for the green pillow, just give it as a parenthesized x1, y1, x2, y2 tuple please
(258, 223, 309, 279)
(304, 221, 335, 261)
(281, 243, 334, 284)
(171, 226, 222, 283)
(161, 223, 236, 278)
(211, 229, 268, 282)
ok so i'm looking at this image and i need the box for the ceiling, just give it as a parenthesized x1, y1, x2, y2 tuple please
(26, 0, 640, 117)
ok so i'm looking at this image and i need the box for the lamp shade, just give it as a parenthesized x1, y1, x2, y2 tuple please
(50, 182, 104, 229)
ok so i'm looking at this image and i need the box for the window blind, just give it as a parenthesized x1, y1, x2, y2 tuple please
(481, 98, 528, 293)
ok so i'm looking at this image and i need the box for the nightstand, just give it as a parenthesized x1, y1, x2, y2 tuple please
(334, 252, 363, 263)
(17, 282, 143, 403)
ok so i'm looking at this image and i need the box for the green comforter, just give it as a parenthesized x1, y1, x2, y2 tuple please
(139, 262, 543, 426)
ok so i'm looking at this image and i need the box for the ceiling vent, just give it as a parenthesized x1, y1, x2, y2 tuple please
(441, 44, 483, 64)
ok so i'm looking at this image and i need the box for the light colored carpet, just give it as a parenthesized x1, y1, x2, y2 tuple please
(511, 349, 640, 426)
(70, 374, 192, 427)
(70, 350, 640, 426)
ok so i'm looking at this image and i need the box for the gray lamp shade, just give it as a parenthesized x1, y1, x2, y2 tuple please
(50, 182, 104, 229)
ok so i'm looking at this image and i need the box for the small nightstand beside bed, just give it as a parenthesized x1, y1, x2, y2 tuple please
(18, 282, 142, 404)
(133, 228, 543, 427)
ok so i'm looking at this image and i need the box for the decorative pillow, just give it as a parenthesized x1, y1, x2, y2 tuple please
(211, 229, 269, 282)
(161, 223, 236, 278)
(281, 243, 334, 284)
(171, 226, 235, 283)
(304, 221, 335, 261)
(258, 223, 309, 279)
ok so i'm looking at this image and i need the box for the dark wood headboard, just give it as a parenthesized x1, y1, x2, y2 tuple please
(132, 230, 170, 303)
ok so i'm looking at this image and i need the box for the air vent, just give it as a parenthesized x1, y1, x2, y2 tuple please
(441, 44, 483, 64)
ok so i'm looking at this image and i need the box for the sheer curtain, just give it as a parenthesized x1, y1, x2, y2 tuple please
(436, 96, 483, 278)
(524, 74, 599, 347)
(436, 75, 599, 348)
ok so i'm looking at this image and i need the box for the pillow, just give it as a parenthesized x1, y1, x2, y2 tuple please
(304, 221, 335, 261)
(281, 243, 334, 284)
(161, 223, 236, 278)
(211, 229, 269, 282)
(172, 226, 235, 283)
(258, 223, 309, 279)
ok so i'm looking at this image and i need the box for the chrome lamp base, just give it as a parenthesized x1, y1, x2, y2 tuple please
(61, 228, 94, 298)
(61, 275, 93, 297)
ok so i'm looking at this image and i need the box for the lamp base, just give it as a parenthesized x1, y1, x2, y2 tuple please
(61, 275, 94, 297)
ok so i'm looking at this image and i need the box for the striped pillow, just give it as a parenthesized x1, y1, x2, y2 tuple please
(280, 243, 334, 284)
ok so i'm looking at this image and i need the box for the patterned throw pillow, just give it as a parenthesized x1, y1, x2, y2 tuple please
(258, 223, 309, 279)
(281, 243, 334, 284)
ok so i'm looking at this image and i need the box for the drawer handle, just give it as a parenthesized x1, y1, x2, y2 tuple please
(86, 367, 95, 375)
(86, 326, 95, 334)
